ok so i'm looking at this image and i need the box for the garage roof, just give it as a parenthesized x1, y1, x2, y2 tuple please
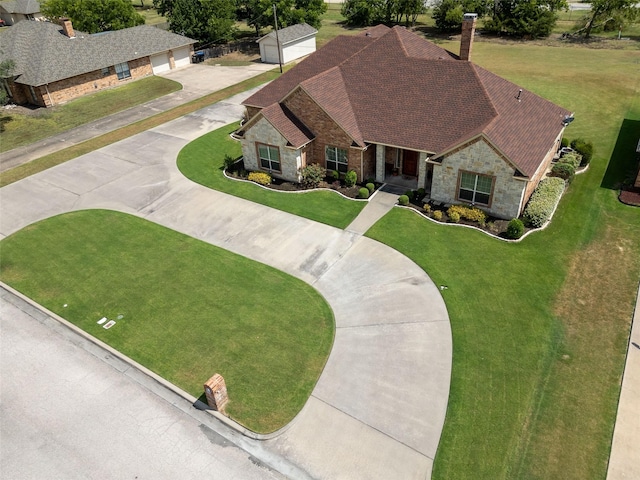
(257, 23, 317, 46)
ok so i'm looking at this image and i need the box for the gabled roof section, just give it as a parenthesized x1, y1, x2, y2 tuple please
(257, 23, 317, 45)
(260, 103, 315, 148)
(300, 67, 364, 147)
(0, 21, 195, 86)
(0, 0, 39, 14)
(243, 25, 570, 177)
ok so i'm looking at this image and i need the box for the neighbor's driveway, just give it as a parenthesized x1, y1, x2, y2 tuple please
(0, 89, 452, 479)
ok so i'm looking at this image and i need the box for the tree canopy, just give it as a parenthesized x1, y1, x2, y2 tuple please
(341, 0, 426, 27)
(578, 0, 638, 37)
(41, 0, 145, 33)
(154, 0, 236, 44)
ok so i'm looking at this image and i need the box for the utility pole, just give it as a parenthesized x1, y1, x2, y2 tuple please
(273, 4, 283, 73)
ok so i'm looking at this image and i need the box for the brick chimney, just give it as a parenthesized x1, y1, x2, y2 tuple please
(60, 18, 75, 38)
(460, 13, 477, 61)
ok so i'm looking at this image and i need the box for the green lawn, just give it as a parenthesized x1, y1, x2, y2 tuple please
(177, 122, 366, 229)
(0, 76, 181, 152)
(0, 210, 334, 434)
(367, 42, 640, 480)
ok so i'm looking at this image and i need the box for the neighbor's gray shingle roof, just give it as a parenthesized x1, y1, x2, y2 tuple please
(244, 25, 570, 178)
(0, 0, 40, 15)
(0, 21, 195, 86)
(257, 23, 317, 45)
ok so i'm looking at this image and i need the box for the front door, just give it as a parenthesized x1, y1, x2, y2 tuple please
(403, 150, 418, 177)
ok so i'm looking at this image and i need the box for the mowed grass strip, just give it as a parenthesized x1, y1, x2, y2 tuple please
(0, 76, 182, 152)
(0, 69, 283, 188)
(177, 122, 366, 229)
(367, 45, 640, 479)
(0, 210, 334, 433)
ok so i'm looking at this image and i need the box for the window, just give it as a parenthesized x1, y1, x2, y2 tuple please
(326, 146, 348, 173)
(258, 144, 280, 171)
(458, 171, 493, 205)
(101, 67, 110, 76)
(115, 62, 131, 80)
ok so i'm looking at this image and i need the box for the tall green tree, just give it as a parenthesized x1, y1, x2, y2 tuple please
(432, 0, 491, 32)
(153, 0, 237, 43)
(484, 0, 564, 38)
(41, 0, 145, 33)
(580, 0, 638, 37)
(241, 0, 326, 35)
(341, 0, 425, 27)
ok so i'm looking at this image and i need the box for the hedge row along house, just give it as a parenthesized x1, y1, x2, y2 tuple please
(235, 14, 572, 220)
(0, 19, 195, 107)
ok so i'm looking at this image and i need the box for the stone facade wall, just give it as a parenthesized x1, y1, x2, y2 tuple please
(283, 87, 363, 179)
(241, 116, 301, 182)
(431, 139, 526, 219)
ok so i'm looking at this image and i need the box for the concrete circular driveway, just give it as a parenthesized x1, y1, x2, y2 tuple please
(0, 89, 451, 480)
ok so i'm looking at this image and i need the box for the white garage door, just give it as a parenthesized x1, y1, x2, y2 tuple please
(150, 52, 171, 74)
(173, 47, 191, 68)
(264, 45, 280, 64)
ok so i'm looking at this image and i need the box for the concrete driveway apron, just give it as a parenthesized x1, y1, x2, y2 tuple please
(0, 90, 452, 480)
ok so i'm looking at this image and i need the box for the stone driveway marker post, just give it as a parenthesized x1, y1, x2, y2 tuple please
(204, 374, 228, 411)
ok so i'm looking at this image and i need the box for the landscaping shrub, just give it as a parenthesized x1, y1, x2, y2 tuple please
(331, 170, 339, 181)
(449, 211, 461, 223)
(344, 170, 357, 187)
(447, 204, 487, 223)
(433, 210, 443, 221)
(247, 171, 271, 185)
(506, 218, 525, 239)
(223, 154, 236, 171)
(572, 139, 594, 166)
(559, 152, 582, 169)
(358, 187, 370, 199)
(416, 188, 426, 200)
(522, 177, 565, 228)
(551, 162, 575, 181)
(561, 137, 569, 148)
(398, 195, 409, 206)
(366, 182, 375, 193)
(300, 163, 326, 189)
(404, 190, 415, 201)
(423, 204, 431, 214)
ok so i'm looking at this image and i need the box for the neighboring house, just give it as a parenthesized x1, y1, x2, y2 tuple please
(236, 15, 571, 220)
(0, 0, 42, 25)
(258, 23, 317, 65)
(0, 19, 195, 107)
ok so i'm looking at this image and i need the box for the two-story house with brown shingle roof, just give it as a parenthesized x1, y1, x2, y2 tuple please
(235, 15, 572, 220)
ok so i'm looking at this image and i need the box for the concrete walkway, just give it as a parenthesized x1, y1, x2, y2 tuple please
(607, 285, 640, 480)
(0, 63, 274, 172)
(346, 190, 399, 235)
(0, 90, 452, 478)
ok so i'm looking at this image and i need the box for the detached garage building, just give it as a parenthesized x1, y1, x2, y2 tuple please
(0, 19, 195, 107)
(258, 23, 317, 65)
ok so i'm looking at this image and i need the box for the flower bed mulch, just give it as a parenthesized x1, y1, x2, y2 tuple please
(619, 186, 640, 207)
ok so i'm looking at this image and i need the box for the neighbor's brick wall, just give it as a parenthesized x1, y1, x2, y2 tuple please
(43, 57, 153, 107)
(7, 81, 30, 105)
(283, 88, 363, 179)
(241, 116, 301, 182)
(431, 139, 526, 219)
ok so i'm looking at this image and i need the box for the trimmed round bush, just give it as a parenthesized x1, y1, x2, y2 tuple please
(551, 162, 575, 181)
(449, 211, 460, 223)
(300, 163, 326, 188)
(416, 188, 426, 200)
(358, 187, 370, 199)
(561, 137, 569, 148)
(573, 140, 594, 166)
(433, 210, 443, 221)
(559, 152, 581, 169)
(423, 204, 431, 214)
(344, 170, 357, 187)
(404, 190, 415, 201)
(366, 182, 375, 193)
(506, 218, 524, 239)
(331, 170, 339, 180)
(247, 171, 272, 185)
(398, 195, 409, 206)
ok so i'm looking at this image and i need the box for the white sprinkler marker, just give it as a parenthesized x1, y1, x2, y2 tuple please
(97, 317, 107, 325)
(103, 320, 116, 329)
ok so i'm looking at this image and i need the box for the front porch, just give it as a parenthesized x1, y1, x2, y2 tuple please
(373, 144, 431, 193)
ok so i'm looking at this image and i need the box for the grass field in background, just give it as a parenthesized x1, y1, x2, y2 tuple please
(0, 210, 334, 433)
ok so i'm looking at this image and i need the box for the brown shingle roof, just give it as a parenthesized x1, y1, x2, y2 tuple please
(261, 103, 315, 148)
(244, 25, 570, 178)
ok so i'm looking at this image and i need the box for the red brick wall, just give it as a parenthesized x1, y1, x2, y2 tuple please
(363, 145, 376, 180)
(28, 57, 153, 107)
(522, 133, 562, 206)
(283, 87, 362, 178)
